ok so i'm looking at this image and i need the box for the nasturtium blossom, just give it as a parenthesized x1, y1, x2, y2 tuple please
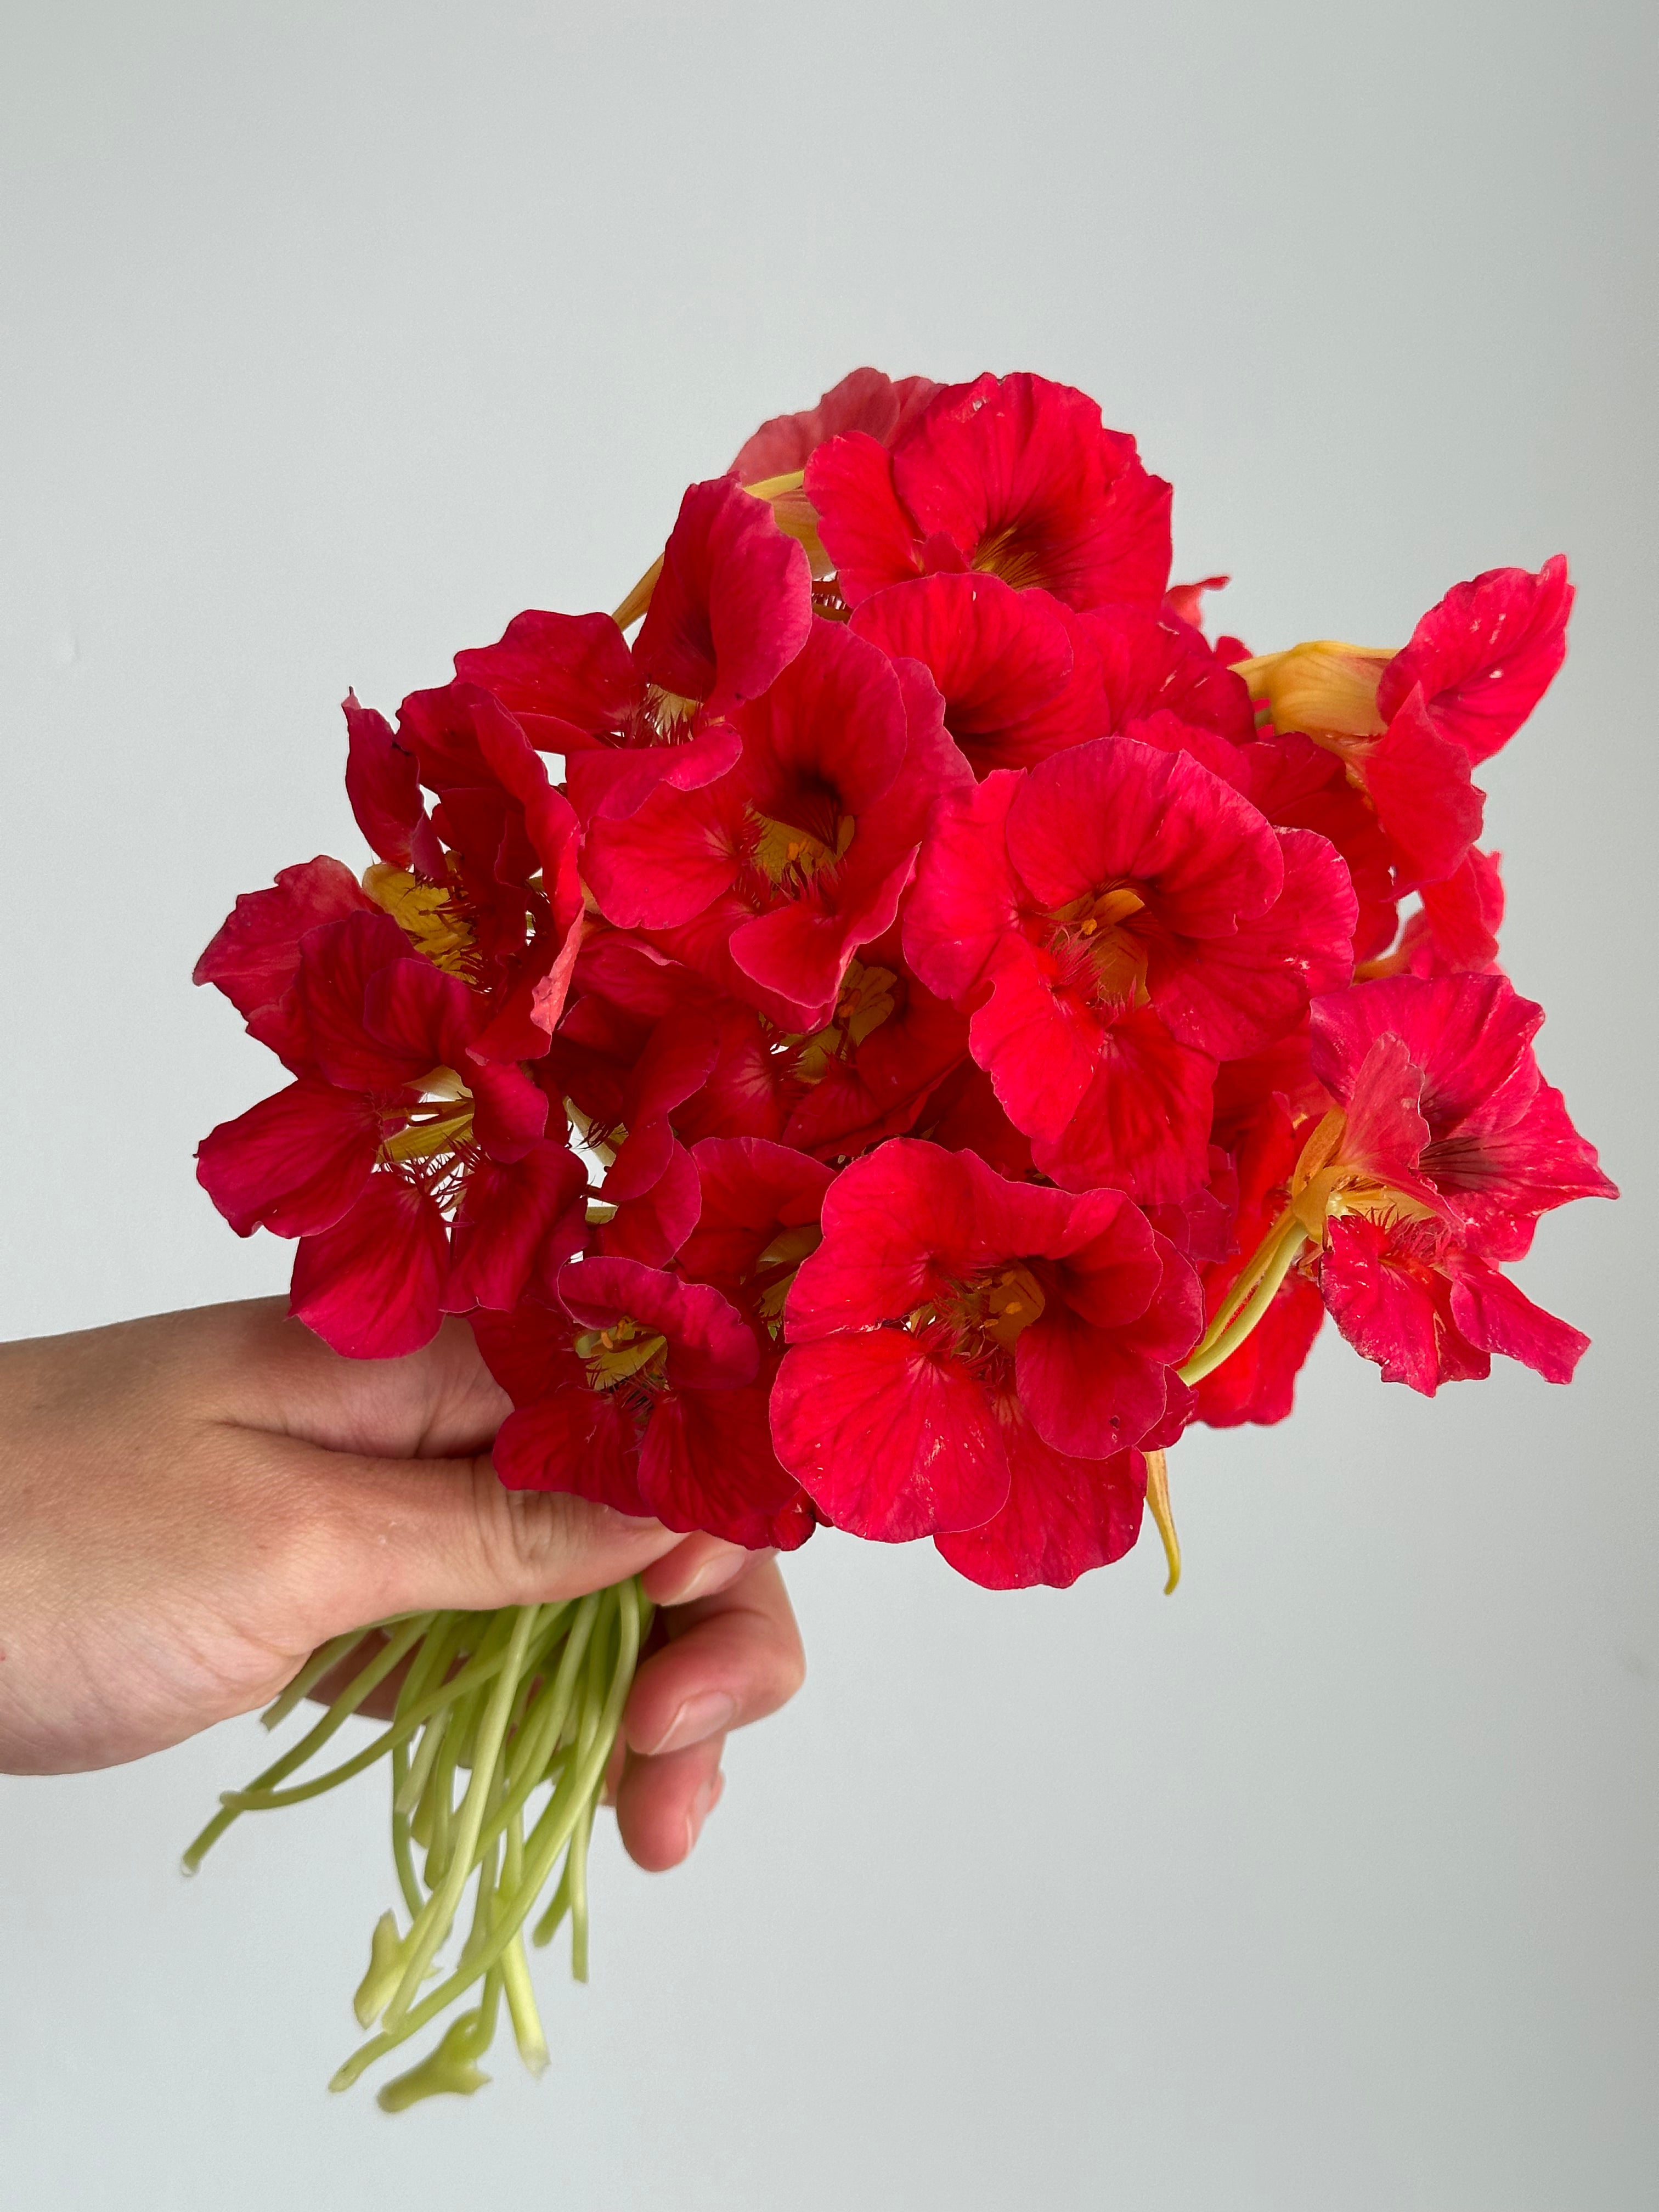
(475, 1256, 815, 1551)
(808, 372, 1173, 613)
(585, 620, 970, 1029)
(772, 1140, 1200, 1544)
(455, 475, 813, 826)
(905, 735, 1355, 1201)
(190, 365, 1617, 2108)
(197, 908, 562, 1357)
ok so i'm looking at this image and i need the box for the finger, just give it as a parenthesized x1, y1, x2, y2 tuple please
(640, 1533, 757, 1608)
(624, 1553, 804, 1758)
(256, 1435, 685, 1643)
(614, 1735, 726, 1871)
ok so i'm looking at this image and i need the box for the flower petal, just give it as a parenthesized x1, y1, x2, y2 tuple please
(289, 1174, 448, 1359)
(196, 1078, 379, 1238)
(771, 1328, 1010, 1541)
(936, 1418, 1146, 1590)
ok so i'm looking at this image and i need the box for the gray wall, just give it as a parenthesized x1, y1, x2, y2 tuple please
(2, 3, 1653, 2205)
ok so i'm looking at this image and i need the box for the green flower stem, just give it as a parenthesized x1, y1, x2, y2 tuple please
(468, 1595, 601, 1867)
(565, 1600, 614, 1983)
(389, 1741, 424, 1920)
(182, 1614, 433, 1873)
(567, 1803, 594, 1985)
(329, 1579, 641, 2096)
(498, 1803, 549, 2075)
(378, 1844, 506, 2113)
(382, 1604, 542, 2029)
(1190, 1205, 1301, 1358)
(1178, 1223, 1311, 1387)
(193, 1577, 647, 2102)
(241, 1598, 577, 1818)
(531, 1854, 572, 1951)
(259, 1627, 373, 1733)
(222, 1642, 515, 1813)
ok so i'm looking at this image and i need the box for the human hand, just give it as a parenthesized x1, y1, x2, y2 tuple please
(0, 1300, 804, 1867)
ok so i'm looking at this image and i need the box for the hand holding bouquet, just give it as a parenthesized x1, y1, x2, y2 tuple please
(189, 368, 1613, 2106)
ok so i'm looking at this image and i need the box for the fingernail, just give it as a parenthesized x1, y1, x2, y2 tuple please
(664, 1548, 748, 1605)
(684, 1768, 725, 1857)
(649, 1690, 736, 1757)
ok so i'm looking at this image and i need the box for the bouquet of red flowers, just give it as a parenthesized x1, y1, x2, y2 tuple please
(187, 368, 1613, 2107)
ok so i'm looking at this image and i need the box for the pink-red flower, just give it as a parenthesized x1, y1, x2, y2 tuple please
(197, 909, 575, 1357)
(806, 373, 1172, 612)
(454, 476, 812, 825)
(1307, 973, 1615, 1260)
(1276, 973, 1616, 1394)
(849, 573, 1101, 776)
(773, 1139, 1200, 1544)
(905, 737, 1356, 1201)
(348, 681, 586, 1057)
(476, 1257, 815, 1551)
(585, 622, 970, 1029)
(1319, 1215, 1588, 1395)
(731, 366, 941, 483)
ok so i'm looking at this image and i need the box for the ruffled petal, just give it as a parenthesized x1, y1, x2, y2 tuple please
(1376, 556, 1572, 766)
(194, 857, 377, 1034)
(634, 476, 812, 709)
(936, 1418, 1146, 1591)
(1362, 685, 1486, 891)
(1030, 1009, 1216, 1204)
(731, 367, 940, 481)
(771, 1328, 1010, 1541)
(556, 1256, 758, 1388)
(196, 1078, 379, 1238)
(492, 1379, 645, 1515)
(639, 1382, 813, 1550)
(850, 572, 1086, 776)
(289, 1174, 448, 1359)
(1446, 1256, 1589, 1384)
(442, 1141, 589, 1314)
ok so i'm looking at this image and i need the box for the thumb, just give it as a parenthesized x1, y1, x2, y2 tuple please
(256, 1434, 686, 1643)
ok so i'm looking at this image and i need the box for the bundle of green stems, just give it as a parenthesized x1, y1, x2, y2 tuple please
(185, 1578, 648, 2109)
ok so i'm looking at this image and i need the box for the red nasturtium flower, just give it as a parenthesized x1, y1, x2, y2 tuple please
(1276, 973, 1616, 1393)
(197, 907, 568, 1357)
(454, 475, 813, 826)
(772, 1139, 1201, 1554)
(585, 620, 970, 1028)
(476, 1257, 815, 1551)
(904, 736, 1356, 1203)
(346, 679, 586, 1058)
(806, 371, 1173, 612)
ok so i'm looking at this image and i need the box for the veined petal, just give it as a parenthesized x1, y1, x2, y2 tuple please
(196, 1078, 379, 1238)
(936, 1418, 1146, 1591)
(442, 1141, 589, 1314)
(771, 1329, 1011, 1542)
(289, 1175, 448, 1359)
(635, 476, 813, 709)
(1030, 1009, 1216, 1204)
(640, 1383, 812, 1551)
(1377, 556, 1572, 766)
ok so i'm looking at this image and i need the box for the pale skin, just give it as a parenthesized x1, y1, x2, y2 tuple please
(0, 1300, 805, 1871)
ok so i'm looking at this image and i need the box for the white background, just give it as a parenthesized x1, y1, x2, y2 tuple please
(2, 3, 1654, 2205)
